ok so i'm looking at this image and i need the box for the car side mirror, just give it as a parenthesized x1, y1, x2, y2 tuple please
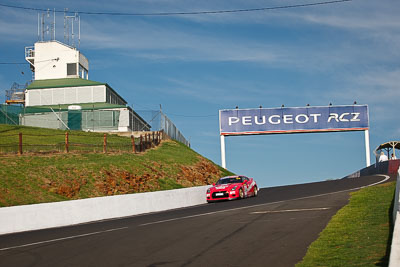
(212, 183, 215, 186)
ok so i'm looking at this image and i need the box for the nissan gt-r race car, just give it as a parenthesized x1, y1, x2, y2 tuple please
(206, 175, 258, 203)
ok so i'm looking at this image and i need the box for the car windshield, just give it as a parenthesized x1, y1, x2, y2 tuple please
(216, 177, 243, 185)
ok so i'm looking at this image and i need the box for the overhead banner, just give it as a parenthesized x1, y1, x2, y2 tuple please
(219, 105, 369, 136)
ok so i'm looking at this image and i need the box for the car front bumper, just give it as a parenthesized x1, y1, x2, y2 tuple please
(206, 190, 238, 202)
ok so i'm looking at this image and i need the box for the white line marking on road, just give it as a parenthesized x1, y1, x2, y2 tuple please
(0, 227, 128, 252)
(250, 207, 331, 214)
(139, 175, 390, 227)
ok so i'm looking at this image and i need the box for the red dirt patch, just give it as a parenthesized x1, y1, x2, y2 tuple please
(38, 157, 223, 199)
(178, 158, 220, 186)
(95, 169, 159, 195)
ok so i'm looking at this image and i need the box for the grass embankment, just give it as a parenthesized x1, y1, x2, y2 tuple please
(0, 124, 233, 207)
(297, 181, 395, 266)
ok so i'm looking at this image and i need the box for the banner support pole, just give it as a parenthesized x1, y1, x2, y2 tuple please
(365, 129, 370, 167)
(220, 135, 226, 169)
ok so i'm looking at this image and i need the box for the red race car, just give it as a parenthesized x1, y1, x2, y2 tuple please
(206, 175, 258, 203)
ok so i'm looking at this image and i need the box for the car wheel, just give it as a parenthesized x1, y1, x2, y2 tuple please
(253, 186, 258, 197)
(239, 188, 244, 199)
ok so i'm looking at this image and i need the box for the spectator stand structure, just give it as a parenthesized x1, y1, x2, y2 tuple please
(374, 141, 400, 162)
(346, 141, 400, 178)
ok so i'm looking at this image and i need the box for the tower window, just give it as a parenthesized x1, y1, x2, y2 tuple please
(67, 63, 77, 76)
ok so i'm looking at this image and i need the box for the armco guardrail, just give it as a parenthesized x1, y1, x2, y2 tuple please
(0, 185, 210, 235)
(389, 167, 400, 266)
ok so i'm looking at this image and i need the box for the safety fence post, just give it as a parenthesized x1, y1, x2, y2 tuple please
(65, 132, 69, 153)
(18, 133, 23, 155)
(140, 135, 143, 152)
(152, 132, 155, 147)
(103, 134, 107, 153)
(131, 135, 136, 153)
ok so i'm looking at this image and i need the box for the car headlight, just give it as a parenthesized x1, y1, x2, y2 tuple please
(207, 188, 211, 193)
(231, 185, 238, 191)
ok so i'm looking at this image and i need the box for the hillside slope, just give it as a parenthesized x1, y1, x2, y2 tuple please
(0, 125, 233, 207)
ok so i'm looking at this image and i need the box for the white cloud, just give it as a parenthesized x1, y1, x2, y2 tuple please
(158, 77, 259, 104)
(2, 0, 398, 74)
(320, 68, 400, 139)
(80, 17, 282, 64)
(352, 69, 400, 103)
(299, 12, 400, 31)
(0, 13, 37, 43)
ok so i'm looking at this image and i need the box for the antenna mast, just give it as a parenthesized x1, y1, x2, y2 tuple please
(37, 9, 56, 41)
(53, 8, 56, 40)
(33, 7, 82, 47)
(64, 8, 68, 44)
(37, 13, 40, 41)
(64, 10, 80, 48)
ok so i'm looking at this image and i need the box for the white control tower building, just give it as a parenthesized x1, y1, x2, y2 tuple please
(19, 12, 149, 132)
(25, 40, 89, 81)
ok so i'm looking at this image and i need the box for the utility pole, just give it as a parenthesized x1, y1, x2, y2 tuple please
(159, 104, 162, 132)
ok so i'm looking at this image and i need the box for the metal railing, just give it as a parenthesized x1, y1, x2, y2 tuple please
(25, 46, 35, 58)
(137, 110, 190, 147)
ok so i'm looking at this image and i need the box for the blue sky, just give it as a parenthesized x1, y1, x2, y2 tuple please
(1, 0, 399, 188)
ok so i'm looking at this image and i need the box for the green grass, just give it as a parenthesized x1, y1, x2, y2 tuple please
(297, 182, 395, 267)
(158, 178, 185, 190)
(0, 124, 234, 207)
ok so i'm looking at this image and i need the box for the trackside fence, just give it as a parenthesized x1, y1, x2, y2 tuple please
(1, 104, 189, 147)
(389, 167, 400, 266)
(0, 131, 163, 155)
(137, 110, 190, 147)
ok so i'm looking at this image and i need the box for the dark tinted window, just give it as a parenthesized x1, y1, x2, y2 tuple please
(216, 177, 243, 185)
(67, 63, 77, 75)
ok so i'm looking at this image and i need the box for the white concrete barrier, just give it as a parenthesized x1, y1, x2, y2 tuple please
(389, 167, 400, 266)
(0, 185, 210, 235)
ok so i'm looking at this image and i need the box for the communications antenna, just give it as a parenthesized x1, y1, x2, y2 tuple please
(37, 8, 56, 41)
(64, 9, 81, 48)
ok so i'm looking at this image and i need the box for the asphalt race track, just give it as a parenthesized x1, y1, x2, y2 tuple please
(0, 175, 392, 267)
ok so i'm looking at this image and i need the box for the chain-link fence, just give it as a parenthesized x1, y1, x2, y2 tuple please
(0, 105, 21, 125)
(137, 110, 190, 147)
(0, 104, 150, 132)
(1, 105, 189, 147)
